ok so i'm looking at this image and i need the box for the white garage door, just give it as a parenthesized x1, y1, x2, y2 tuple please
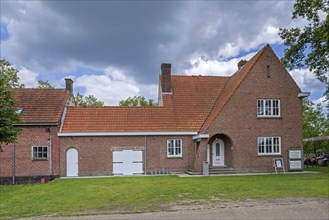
(113, 149, 143, 175)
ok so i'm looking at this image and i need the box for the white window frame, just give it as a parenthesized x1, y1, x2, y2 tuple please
(257, 99, 280, 117)
(32, 146, 48, 160)
(167, 139, 183, 158)
(257, 137, 281, 156)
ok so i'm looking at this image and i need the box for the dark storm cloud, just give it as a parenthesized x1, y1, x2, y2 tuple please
(1, 1, 294, 83)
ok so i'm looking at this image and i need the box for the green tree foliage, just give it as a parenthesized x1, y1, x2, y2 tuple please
(279, 0, 329, 105)
(0, 59, 22, 151)
(119, 96, 157, 107)
(0, 59, 25, 88)
(74, 92, 104, 107)
(303, 99, 329, 155)
(38, 80, 55, 89)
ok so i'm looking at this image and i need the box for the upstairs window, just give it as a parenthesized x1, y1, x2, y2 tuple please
(32, 146, 48, 160)
(257, 99, 280, 117)
(167, 139, 182, 157)
(258, 137, 281, 155)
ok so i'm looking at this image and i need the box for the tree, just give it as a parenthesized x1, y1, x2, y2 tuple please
(279, 0, 329, 104)
(74, 92, 104, 107)
(303, 99, 329, 155)
(119, 96, 157, 107)
(38, 80, 55, 89)
(0, 59, 24, 88)
(0, 59, 22, 152)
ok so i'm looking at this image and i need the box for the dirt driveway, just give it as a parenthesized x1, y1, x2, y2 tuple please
(22, 198, 329, 220)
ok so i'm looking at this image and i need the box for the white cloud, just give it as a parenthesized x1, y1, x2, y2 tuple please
(217, 25, 282, 59)
(183, 52, 256, 76)
(290, 69, 325, 96)
(17, 67, 39, 87)
(74, 66, 158, 106)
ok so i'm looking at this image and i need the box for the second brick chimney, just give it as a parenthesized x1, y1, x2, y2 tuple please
(65, 78, 73, 96)
(161, 63, 172, 93)
(238, 60, 247, 70)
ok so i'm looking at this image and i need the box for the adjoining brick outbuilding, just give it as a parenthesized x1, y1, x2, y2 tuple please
(0, 79, 74, 184)
(59, 44, 309, 177)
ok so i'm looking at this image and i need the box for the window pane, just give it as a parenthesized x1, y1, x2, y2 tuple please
(176, 146, 181, 155)
(266, 138, 272, 153)
(216, 143, 220, 156)
(273, 137, 280, 153)
(258, 137, 264, 153)
(168, 140, 174, 155)
(257, 100, 264, 116)
(265, 100, 272, 115)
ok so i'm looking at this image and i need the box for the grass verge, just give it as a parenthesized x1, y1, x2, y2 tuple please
(1, 168, 328, 218)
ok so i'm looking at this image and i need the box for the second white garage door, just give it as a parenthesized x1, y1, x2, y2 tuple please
(113, 149, 143, 175)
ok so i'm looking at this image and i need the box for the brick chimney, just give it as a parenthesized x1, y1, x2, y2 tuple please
(161, 63, 172, 93)
(238, 60, 247, 70)
(65, 78, 73, 96)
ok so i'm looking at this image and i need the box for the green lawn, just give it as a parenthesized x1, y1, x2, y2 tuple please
(1, 168, 328, 218)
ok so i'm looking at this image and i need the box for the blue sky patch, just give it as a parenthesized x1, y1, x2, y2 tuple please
(0, 22, 9, 41)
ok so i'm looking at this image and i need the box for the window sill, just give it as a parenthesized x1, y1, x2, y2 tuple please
(257, 116, 282, 119)
(167, 156, 183, 159)
(257, 154, 281, 157)
(32, 159, 48, 161)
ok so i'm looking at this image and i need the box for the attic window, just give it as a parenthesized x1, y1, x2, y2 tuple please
(266, 65, 270, 78)
(16, 108, 23, 115)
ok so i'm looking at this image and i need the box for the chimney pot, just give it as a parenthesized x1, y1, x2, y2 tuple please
(238, 60, 247, 70)
(161, 63, 172, 93)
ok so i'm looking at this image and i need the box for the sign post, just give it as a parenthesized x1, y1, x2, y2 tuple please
(273, 158, 285, 174)
(288, 148, 303, 171)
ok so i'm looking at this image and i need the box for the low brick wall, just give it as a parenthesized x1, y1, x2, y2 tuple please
(0, 175, 59, 185)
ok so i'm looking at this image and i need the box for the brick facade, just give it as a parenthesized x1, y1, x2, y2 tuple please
(59, 135, 194, 176)
(0, 125, 61, 184)
(193, 46, 303, 173)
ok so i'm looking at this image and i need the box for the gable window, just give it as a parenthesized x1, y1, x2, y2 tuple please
(167, 139, 182, 157)
(32, 146, 48, 160)
(257, 99, 280, 117)
(258, 137, 281, 155)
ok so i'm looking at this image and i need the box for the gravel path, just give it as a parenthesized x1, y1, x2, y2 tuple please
(21, 198, 329, 220)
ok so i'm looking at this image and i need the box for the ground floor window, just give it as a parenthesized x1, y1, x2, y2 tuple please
(167, 139, 182, 157)
(32, 146, 48, 160)
(258, 137, 281, 155)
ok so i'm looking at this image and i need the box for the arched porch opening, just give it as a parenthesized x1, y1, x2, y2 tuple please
(208, 134, 233, 168)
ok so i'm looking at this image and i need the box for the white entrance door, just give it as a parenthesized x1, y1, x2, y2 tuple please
(66, 148, 78, 176)
(113, 149, 143, 175)
(212, 139, 224, 166)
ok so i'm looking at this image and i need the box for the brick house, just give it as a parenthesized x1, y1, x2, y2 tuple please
(59, 44, 309, 177)
(0, 79, 74, 184)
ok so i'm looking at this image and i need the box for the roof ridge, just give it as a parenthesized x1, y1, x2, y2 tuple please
(172, 75, 230, 78)
(67, 105, 163, 109)
(13, 88, 66, 91)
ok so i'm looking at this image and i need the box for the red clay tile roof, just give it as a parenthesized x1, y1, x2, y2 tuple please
(61, 44, 275, 133)
(13, 88, 70, 123)
(61, 76, 229, 132)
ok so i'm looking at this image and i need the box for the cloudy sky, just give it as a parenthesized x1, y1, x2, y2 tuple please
(0, 0, 327, 107)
